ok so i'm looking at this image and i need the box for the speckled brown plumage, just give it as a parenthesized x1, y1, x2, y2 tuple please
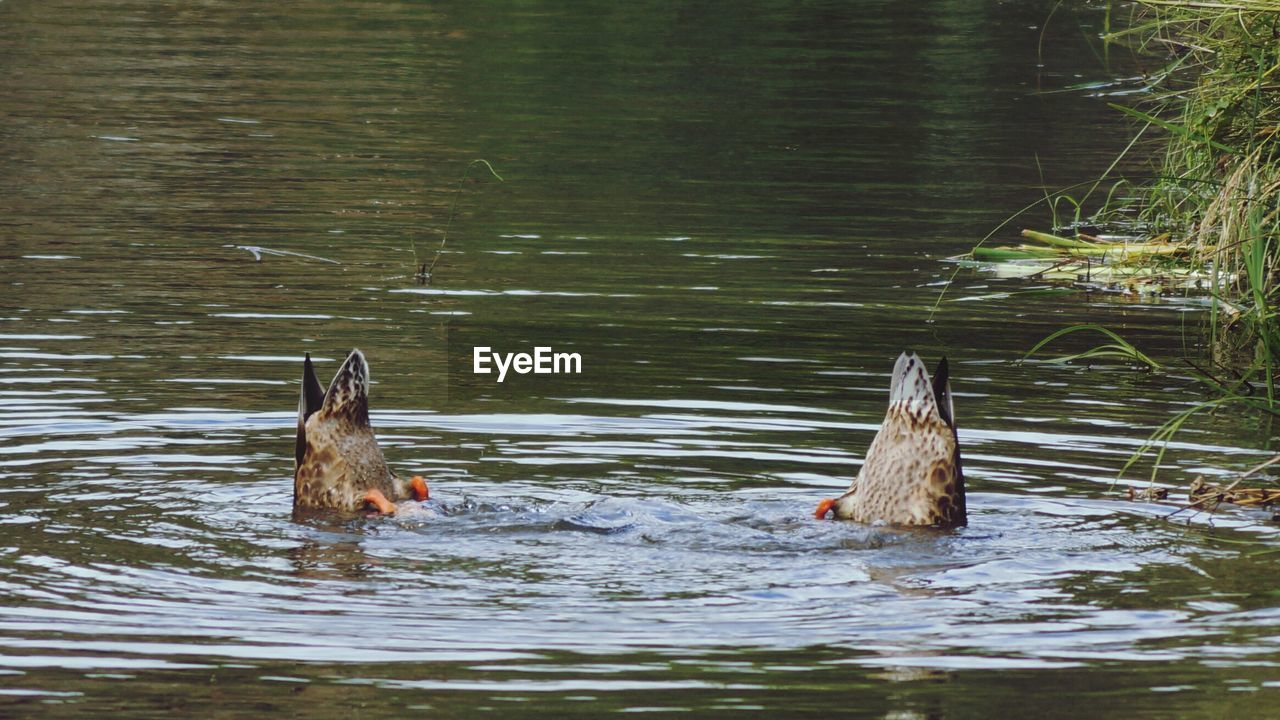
(292, 349, 417, 516)
(831, 352, 966, 527)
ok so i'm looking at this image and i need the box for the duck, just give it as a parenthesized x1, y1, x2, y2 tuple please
(293, 349, 428, 517)
(814, 352, 966, 527)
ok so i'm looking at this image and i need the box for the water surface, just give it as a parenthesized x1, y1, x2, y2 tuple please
(2, 1, 1279, 717)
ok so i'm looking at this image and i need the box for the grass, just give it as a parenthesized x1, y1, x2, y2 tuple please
(995, 3, 1280, 485)
(1022, 323, 1163, 369)
(1023, 322, 1280, 485)
(978, 2, 1280, 383)
(1105, 2, 1280, 400)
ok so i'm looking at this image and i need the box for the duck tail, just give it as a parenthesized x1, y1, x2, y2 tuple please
(931, 356, 967, 526)
(320, 349, 372, 427)
(888, 351, 936, 422)
(295, 352, 326, 468)
(931, 356, 955, 430)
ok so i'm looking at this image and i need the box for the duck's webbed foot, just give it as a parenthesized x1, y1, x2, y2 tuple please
(362, 489, 397, 515)
(410, 475, 429, 501)
(814, 498, 836, 520)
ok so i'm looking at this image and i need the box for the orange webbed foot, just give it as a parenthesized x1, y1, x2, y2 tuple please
(814, 498, 836, 520)
(410, 475, 429, 501)
(362, 489, 396, 515)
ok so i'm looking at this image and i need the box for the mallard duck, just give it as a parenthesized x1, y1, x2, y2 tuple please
(814, 352, 966, 527)
(293, 349, 428, 517)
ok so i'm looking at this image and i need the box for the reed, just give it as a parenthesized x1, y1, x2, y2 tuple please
(1005, 3, 1280, 484)
(986, 3, 1280, 386)
(1108, 0, 1280, 394)
(1022, 323, 1163, 369)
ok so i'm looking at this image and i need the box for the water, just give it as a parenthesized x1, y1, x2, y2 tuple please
(2, 0, 1279, 717)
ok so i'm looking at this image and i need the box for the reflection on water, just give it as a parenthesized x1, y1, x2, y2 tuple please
(2, 0, 1279, 717)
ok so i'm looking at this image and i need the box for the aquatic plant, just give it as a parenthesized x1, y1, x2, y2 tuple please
(1024, 319, 1280, 488)
(1022, 323, 1162, 369)
(1106, 2, 1280, 380)
(981, 2, 1280, 386)
(412, 159, 504, 284)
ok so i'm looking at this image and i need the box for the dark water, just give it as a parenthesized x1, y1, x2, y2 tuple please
(2, 1, 1279, 717)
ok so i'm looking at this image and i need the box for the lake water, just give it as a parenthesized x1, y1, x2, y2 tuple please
(2, 1, 1278, 717)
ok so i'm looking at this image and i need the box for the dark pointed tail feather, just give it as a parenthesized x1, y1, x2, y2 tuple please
(302, 353, 325, 418)
(952, 455, 967, 526)
(295, 352, 326, 468)
(931, 356, 967, 527)
(321, 349, 371, 427)
(931, 356, 955, 430)
(949, 439, 967, 527)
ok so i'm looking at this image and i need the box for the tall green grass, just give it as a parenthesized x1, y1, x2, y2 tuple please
(1103, 1, 1280, 399)
(1015, 4, 1280, 483)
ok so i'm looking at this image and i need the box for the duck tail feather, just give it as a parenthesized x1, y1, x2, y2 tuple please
(888, 351, 911, 404)
(932, 356, 967, 526)
(931, 356, 956, 430)
(889, 351, 936, 420)
(295, 352, 327, 468)
(321, 349, 372, 427)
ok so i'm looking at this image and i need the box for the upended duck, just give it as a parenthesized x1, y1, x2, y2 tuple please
(814, 352, 966, 527)
(293, 349, 428, 517)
